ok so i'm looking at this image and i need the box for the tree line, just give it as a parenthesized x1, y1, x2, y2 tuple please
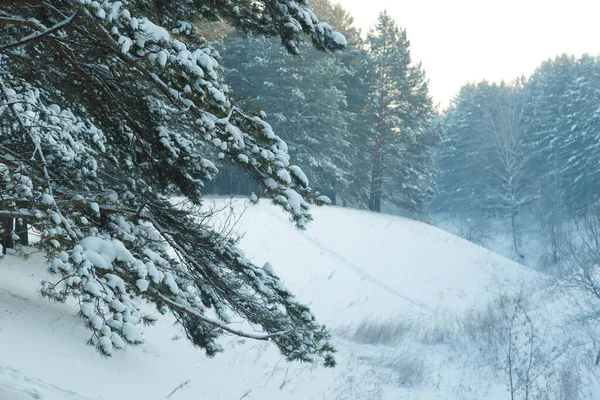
(435, 54, 600, 263)
(197, 1, 600, 268)
(208, 9, 600, 266)
(205, 2, 439, 215)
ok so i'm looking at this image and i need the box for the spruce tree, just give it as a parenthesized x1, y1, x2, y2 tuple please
(523, 54, 600, 212)
(219, 35, 353, 202)
(434, 84, 486, 213)
(216, 0, 371, 206)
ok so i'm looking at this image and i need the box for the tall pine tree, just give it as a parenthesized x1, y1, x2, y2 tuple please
(366, 11, 435, 213)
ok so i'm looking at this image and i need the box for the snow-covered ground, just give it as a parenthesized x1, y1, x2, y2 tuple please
(0, 199, 595, 399)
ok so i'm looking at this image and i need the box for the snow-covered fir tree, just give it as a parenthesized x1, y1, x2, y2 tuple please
(214, 0, 370, 206)
(203, 6, 437, 213)
(523, 54, 600, 213)
(435, 81, 536, 259)
(365, 11, 435, 213)
(217, 35, 356, 203)
(0, 0, 347, 366)
(433, 83, 485, 213)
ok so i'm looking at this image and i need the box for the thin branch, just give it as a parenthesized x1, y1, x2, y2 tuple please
(150, 289, 288, 341)
(0, 12, 78, 51)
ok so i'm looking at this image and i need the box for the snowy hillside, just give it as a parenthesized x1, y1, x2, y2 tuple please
(0, 199, 591, 399)
(215, 199, 541, 319)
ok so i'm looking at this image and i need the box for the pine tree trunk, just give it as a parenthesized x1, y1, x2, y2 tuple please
(376, 146, 384, 210)
(1, 217, 14, 255)
(369, 136, 382, 212)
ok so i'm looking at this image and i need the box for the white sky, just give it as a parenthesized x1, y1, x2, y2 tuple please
(336, 0, 600, 107)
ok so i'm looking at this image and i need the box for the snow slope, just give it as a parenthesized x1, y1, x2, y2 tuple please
(225, 200, 541, 319)
(0, 199, 555, 399)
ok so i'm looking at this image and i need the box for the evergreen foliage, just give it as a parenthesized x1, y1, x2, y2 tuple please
(365, 11, 436, 213)
(210, 8, 438, 213)
(0, 0, 344, 365)
(523, 54, 600, 211)
(217, 33, 367, 204)
(435, 54, 600, 261)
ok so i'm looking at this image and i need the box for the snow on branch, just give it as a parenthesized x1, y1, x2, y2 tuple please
(0, 0, 338, 366)
(57, 0, 320, 225)
(0, 12, 78, 51)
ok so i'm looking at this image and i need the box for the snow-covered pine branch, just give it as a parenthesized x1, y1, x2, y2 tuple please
(0, 0, 344, 367)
